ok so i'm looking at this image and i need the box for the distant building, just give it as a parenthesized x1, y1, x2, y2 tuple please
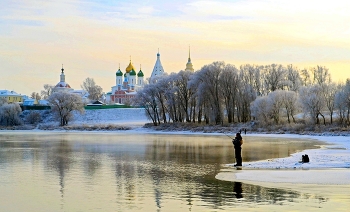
(0, 90, 23, 103)
(51, 65, 89, 101)
(52, 65, 74, 93)
(149, 50, 165, 83)
(185, 46, 194, 72)
(107, 58, 144, 104)
(23, 96, 39, 106)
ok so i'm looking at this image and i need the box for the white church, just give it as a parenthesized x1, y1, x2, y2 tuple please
(106, 51, 165, 104)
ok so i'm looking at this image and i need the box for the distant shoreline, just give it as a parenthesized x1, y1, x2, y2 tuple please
(1, 122, 350, 137)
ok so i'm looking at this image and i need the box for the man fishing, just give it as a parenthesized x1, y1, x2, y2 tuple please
(232, 133, 243, 167)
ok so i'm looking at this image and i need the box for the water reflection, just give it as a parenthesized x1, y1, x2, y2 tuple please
(0, 132, 336, 211)
(233, 182, 243, 199)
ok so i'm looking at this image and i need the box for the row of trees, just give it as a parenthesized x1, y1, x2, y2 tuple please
(135, 61, 350, 127)
(0, 92, 85, 127)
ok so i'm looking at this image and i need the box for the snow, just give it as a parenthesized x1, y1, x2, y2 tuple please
(216, 134, 350, 185)
(39, 108, 149, 128)
(71, 108, 148, 127)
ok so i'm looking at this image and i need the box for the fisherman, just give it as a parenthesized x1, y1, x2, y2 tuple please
(232, 132, 243, 166)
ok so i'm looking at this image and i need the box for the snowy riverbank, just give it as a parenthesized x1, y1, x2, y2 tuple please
(216, 134, 350, 186)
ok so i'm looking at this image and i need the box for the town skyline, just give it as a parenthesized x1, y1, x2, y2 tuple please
(1, 0, 349, 95)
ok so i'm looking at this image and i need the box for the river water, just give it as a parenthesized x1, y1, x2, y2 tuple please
(0, 131, 345, 211)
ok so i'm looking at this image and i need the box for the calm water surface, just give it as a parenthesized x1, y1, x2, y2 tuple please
(0, 132, 346, 211)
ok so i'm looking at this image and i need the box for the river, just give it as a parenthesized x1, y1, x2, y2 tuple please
(1, 131, 346, 211)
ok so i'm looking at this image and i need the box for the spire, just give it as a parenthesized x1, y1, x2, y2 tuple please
(185, 46, 194, 72)
(60, 64, 66, 82)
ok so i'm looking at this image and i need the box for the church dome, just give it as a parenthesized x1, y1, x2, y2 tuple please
(137, 69, 144, 77)
(55, 82, 71, 88)
(116, 68, 123, 76)
(129, 69, 136, 76)
(125, 61, 135, 73)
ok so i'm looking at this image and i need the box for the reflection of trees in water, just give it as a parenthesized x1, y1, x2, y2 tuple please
(45, 139, 73, 199)
(0, 134, 329, 211)
(110, 139, 328, 210)
(0, 137, 43, 165)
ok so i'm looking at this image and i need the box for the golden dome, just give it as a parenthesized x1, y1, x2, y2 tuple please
(125, 60, 135, 73)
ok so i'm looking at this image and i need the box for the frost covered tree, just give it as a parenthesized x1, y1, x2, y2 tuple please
(299, 85, 326, 125)
(194, 62, 225, 124)
(0, 103, 22, 126)
(153, 75, 170, 123)
(321, 82, 338, 124)
(134, 84, 160, 126)
(250, 96, 271, 125)
(335, 79, 350, 126)
(240, 64, 263, 96)
(263, 64, 286, 93)
(267, 90, 285, 124)
(81, 78, 103, 101)
(282, 90, 299, 123)
(0, 98, 7, 106)
(41, 84, 54, 99)
(173, 70, 195, 122)
(48, 92, 85, 126)
(285, 65, 302, 92)
(219, 64, 239, 123)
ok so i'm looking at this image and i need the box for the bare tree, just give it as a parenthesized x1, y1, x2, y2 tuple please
(81, 78, 103, 101)
(48, 92, 85, 126)
(31, 92, 41, 101)
(263, 64, 286, 93)
(312, 66, 331, 85)
(41, 84, 54, 99)
(300, 68, 312, 86)
(285, 64, 302, 91)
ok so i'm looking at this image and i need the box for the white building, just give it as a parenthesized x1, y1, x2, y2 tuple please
(52, 65, 89, 101)
(149, 50, 165, 83)
(53, 65, 74, 93)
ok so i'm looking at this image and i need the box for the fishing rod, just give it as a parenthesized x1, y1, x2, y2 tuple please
(222, 132, 234, 140)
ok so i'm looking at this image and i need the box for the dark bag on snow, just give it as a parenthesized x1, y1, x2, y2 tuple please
(302, 154, 310, 163)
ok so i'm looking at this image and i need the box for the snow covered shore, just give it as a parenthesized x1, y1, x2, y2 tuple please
(216, 134, 350, 186)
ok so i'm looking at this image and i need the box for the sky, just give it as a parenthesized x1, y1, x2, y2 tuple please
(1, 0, 350, 95)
